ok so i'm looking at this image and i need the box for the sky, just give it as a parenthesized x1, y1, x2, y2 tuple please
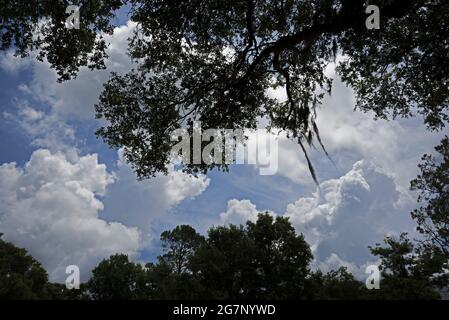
(0, 20, 447, 282)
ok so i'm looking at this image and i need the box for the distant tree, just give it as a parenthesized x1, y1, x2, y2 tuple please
(246, 213, 313, 298)
(47, 282, 91, 300)
(369, 234, 441, 300)
(87, 254, 149, 300)
(363, 138, 449, 300)
(411, 136, 449, 260)
(143, 225, 206, 299)
(145, 260, 208, 299)
(304, 267, 366, 300)
(191, 213, 313, 299)
(159, 225, 205, 275)
(0, 234, 52, 299)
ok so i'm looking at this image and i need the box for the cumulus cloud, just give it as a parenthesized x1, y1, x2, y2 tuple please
(219, 198, 279, 227)
(312, 253, 378, 280)
(0, 147, 210, 281)
(266, 73, 444, 192)
(0, 149, 140, 281)
(216, 160, 416, 279)
(233, 129, 311, 184)
(274, 134, 313, 184)
(101, 150, 210, 230)
(216, 160, 417, 277)
(220, 199, 261, 225)
(284, 160, 415, 272)
(0, 21, 136, 120)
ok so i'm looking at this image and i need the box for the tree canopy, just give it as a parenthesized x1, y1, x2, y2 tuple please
(0, 234, 51, 299)
(0, 0, 124, 81)
(96, 0, 449, 180)
(189, 214, 313, 299)
(367, 137, 449, 299)
(2, 1, 448, 180)
(3, 209, 447, 300)
(369, 234, 442, 299)
(87, 253, 149, 300)
(411, 136, 449, 259)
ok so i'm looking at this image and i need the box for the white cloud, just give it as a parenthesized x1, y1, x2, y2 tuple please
(274, 134, 313, 184)
(0, 21, 136, 121)
(284, 160, 415, 271)
(216, 160, 416, 276)
(0, 149, 140, 281)
(0, 51, 32, 74)
(313, 253, 379, 281)
(0, 147, 211, 281)
(238, 129, 311, 184)
(219, 198, 278, 227)
(101, 150, 210, 230)
(266, 74, 445, 192)
(220, 199, 261, 225)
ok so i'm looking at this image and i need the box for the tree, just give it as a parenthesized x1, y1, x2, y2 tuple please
(2, 2, 448, 181)
(362, 138, 449, 300)
(145, 260, 208, 299)
(92, 0, 449, 181)
(0, 0, 125, 81)
(190, 213, 313, 299)
(246, 213, 313, 298)
(144, 225, 207, 299)
(0, 234, 52, 299)
(87, 254, 150, 300)
(369, 233, 441, 299)
(159, 225, 205, 275)
(46, 282, 90, 300)
(190, 224, 257, 299)
(411, 136, 449, 259)
(304, 267, 367, 300)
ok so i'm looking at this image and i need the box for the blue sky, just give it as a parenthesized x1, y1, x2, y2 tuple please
(0, 20, 447, 282)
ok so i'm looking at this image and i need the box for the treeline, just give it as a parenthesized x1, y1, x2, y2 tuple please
(0, 212, 444, 300)
(1, 137, 448, 300)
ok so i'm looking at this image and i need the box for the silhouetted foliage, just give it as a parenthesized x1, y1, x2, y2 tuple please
(369, 234, 441, 299)
(93, 0, 449, 181)
(2, 1, 448, 181)
(0, 0, 125, 81)
(1, 0, 449, 301)
(411, 136, 449, 261)
(0, 234, 51, 299)
(189, 214, 313, 299)
(2, 207, 448, 300)
(87, 254, 150, 300)
(304, 267, 367, 300)
(364, 138, 449, 300)
(159, 225, 205, 275)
